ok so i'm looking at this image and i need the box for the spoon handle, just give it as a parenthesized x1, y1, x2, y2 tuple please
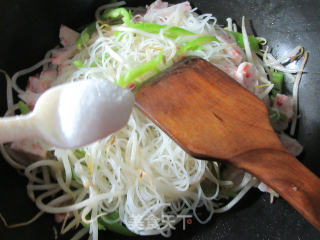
(0, 114, 36, 144)
(232, 148, 320, 230)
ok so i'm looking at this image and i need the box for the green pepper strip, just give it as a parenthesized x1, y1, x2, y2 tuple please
(101, 8, 131, 25)
(201, 181, 236, 198)
(270, 71, 284, 96)
(18, 100, 30, 114)
(76, 22, 98, 50)
(227, 31, 261, 52)
(268, 108, 287, 122)
(73, 60, 97, 68)
(128, 23, 195, 39)
(118, 51, 163, 87)
(76, 8, 132, 50)
(99, 212, 135, 236)
(82, 212, 135, 236)
(177, 36, 218, 55)
(74, 149, 86, 159)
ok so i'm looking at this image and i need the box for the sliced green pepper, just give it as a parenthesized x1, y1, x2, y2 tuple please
(101, 8, 131, 25)
(18, 100, 30, 114)
(118, 51, 163, 87)
(165, 26, 195, 39)
(99, 212, 135, 236)
(74, 149, 86, 159)
(73, 60, 85, 68)
(270, 71, 284, 96)
(82, 212, 135, 236)
(177, 36, 218, 55)
(227, 31, 261, 52)
(73, 60, 97, 68)
(128, 23, 195, 39)
(268, 108, 287, 123)
(76, 22, 98, 50)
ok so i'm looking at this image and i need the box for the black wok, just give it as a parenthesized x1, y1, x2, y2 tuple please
(0, 0, 319, 239)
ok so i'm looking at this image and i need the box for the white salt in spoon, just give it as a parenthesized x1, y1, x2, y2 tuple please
(0, 79, 134, 148)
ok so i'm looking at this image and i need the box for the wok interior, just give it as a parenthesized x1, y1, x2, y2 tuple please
(0, 0, 319, 239)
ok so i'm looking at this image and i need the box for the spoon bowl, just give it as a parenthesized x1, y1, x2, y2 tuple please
(0, 79, 134, 148)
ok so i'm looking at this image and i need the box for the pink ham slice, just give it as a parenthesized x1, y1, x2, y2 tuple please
(59, 25, 79, 47)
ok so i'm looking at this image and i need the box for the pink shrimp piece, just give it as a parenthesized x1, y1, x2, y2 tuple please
(165, 1, 191, 13)
(144, 0, 191, 23)
(27, 76, 48, 93)
(215, 30, 245, 65)
(54, 213, 66, 223)
(40, 69, 58, 86)
(215, 30, 235, 44)
(235, 62, 257, 89)
(27, 77, 42, 93)
(11, 139, 47, 159)
(57, 63, 76, 77)
(18, 90, 41, 108)
(51, 46, 77, 65)
(146, 0, 169, 11)
(226, 45, 245, 65)
(278, 133, 303, 156)
(273, 94, 294, 119)
(26, 70, 57, 95)
(59, 25, 79, 47)
(216, 63, 237, 79)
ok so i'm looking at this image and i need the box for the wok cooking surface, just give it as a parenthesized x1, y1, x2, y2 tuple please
(0, 0, 319, 239)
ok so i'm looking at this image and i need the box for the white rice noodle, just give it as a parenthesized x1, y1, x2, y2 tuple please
(241, 16, 253, 62)
(290, 51, 308, 135)
(70, 227, 89, 240)
(226, 18, 232, 31)
(0, 211, 44, 229)
(215, 178, 258, 213)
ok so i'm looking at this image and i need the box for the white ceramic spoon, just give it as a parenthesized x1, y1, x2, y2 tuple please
(0, 79, 134, 148)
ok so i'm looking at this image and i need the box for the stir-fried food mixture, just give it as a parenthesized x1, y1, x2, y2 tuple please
(0, 1, 308, 239)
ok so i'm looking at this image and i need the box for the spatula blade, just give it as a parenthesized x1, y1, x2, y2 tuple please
(134, 57, 283, 161)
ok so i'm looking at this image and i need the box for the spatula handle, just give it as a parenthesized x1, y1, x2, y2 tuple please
(232, 149, 320, 230)
(0, 114, 36, 144)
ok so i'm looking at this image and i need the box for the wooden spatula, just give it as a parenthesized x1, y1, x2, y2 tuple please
(134, 57, 320, 230)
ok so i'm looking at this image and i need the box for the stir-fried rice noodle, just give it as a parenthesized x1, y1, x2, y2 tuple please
(0, 1, 308, 239)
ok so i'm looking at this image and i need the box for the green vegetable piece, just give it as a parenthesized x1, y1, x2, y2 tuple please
(99, 212, 135, 236)
(201, 181, 217, 196)
(268, 108, 278, 122)
(73, 60, 84, 68)
(164, 26, 195, 39)
(128, 23, 195, 39)
(76, 22, 97, 50)
(129, 23, 163, 34)
(18, 100, 30, 114)
(90, 62, 97, 67)
(118, 51, 163, 87)
(279, 112, 287, 121)
(268, 108, 287, 123)
(71, 168, 82, 183)
(270, 71, 284, 96)
(74, 149, 86, 159)
(227, 31, 261, 52)
(177, 36, 218, 55)
(220, 189, 237, 198)
(73, 60, 97, 68)
(102, 8, 131, 25)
